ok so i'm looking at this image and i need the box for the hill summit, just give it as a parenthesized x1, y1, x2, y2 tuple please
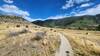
(0, 15, 28, 23)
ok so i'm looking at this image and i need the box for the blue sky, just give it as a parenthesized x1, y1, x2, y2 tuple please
(0, 0, 100, 21)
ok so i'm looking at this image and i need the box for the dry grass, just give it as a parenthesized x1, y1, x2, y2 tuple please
(1, 20, 100, 56)
(57, 29, 100, 56)
(0, 22, 60, 56)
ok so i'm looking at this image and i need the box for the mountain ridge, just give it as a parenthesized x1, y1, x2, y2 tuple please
(32, 14, 100, 30)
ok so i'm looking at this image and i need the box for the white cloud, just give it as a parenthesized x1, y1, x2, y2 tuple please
(46, 15, 67, 19)
(74, 0, 90, 4)
(32, 15, 67, 21)
(62, 0, 74, 9)
(32, 18, 47, 21)
(62, 0, 91, 9)
(0, 4, 30, 16)
(80, 3, 91, 7)
(23, 16, 34, 22)
(74, 4, 100, 16)
(45, 3, 100, 20)
(3, 0, 14, 3)
(0, 4, 34, 21)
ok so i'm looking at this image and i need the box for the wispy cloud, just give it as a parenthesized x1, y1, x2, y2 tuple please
(62, 0, 74, 9)
(46, 3, 100, 19)
(46, 15, 67, 19)
(62, 0, 91, 9)
(80, 3, 92, 7)
(61, 0, 100, 17)
(33, 15, 67, 21)
(74, 0, 90, 4)
(74, 4, 100, 16)
(23, 16, 34, 22)
(3, 0, 14, 4)
(32, 18, 47, 21)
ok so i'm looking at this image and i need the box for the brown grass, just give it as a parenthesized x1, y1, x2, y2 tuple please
(0, 22, 60, 56)
(58, 29, 100, 56)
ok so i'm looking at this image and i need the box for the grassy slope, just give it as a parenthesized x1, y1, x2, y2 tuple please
(0, 16, 60, 56)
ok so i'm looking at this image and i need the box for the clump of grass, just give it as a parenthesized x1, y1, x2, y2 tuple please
(16, 24, 20, 28)
(8, 31, 19, 37)
(25, 25, 28, 28)
(50, 28, 53, 31)
(6, 26, 9, 28)
(8, 29, 29, 37)
(34, 31, 46, 40)
(19, 29, 28, 34)
(54, 30, 56, 32)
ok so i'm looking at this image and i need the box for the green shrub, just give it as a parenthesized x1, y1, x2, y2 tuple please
(96, 25, 100, 31)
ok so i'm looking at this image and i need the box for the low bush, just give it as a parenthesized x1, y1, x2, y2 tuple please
(34, 32, 46, 40)
(8, 31, 19, 37)
(26, 25, 28, 28)
(16, 25, 20, 28)
(8, 29, 28, 37)
(96, 25, 100, 31)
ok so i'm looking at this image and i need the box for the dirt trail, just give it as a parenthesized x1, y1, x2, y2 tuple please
(55, 33, 73, 56)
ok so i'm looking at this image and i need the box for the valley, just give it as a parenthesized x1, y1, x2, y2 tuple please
(0, 15, 100, 56)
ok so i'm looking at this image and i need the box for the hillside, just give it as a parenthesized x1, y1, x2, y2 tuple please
(0, 15, 60, 56)
(0, 15, 27, 22)
(0, 15, 100, 56)
(32, 14, 100, 30)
